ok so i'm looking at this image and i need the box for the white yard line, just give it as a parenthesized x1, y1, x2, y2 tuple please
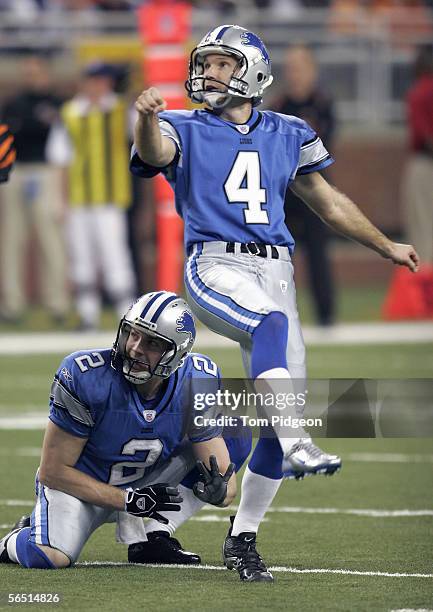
(1, 498, 432, 518)
(347, 453, 433, 463)
(198, 505, 433, 518)
(0, 322, 433, 356)
(76, 561, 433, 578)
(0, 416, 48, 429)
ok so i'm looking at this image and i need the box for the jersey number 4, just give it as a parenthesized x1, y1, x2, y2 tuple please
(224, 151, 269, 225)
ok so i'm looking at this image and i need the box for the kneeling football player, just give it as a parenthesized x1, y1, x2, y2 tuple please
(0, 292, 251, 568)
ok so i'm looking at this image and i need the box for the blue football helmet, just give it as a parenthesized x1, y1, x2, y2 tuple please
(185, 24, 273, 108)
(111, 291, 196, 384)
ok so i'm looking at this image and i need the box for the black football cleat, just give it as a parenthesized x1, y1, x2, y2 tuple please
(223, 516, 273, 582)
(13, 515, 31, 530)
(0, 515, 31, 564)
(128, 531, 201, 565)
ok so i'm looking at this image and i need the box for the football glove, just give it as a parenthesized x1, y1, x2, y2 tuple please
(0, 124, 16, 184)
(193, 455, 235, 506)
(124, 483, 182, 524)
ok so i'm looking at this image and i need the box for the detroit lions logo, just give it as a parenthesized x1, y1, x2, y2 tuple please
(240, 31, 270, 65)
(176, 311, 195, 341)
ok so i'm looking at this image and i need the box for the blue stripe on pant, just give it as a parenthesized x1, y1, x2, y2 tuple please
(185, 244, 263, 335)
(30, 479, 50, 547)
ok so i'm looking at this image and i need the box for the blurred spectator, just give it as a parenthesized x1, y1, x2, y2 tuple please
(46, 62, 136, 331)
(0, 55, 69, 325)
(270, 45, 337, 326)
(401, 45, 433, 265)
(0, 124, 16, 183)
(329, 0, 433, 40)
(93, 0, 133, 9)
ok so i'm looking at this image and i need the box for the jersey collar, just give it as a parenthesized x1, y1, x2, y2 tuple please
(204, 108, 262, 134)
(132, 370, 179, 421)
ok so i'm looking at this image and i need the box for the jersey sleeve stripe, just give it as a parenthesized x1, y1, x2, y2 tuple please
(296, 155, 334, 175)
(298, 137, 330, 170)
(50, 378, 95, 427)
(159, 120, 182, 152)
(300, 152, 331, 168)
(300, 136, 320, 149)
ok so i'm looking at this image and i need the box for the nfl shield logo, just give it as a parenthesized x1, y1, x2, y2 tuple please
(143, 410, 156, 423)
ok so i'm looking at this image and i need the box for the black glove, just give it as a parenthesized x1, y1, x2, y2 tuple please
(0, 124, 16, 184)
(124, 483, 183, 524)
(193, 455, 235, 506)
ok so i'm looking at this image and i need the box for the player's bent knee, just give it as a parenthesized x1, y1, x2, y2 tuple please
(36, 544, 71, 568)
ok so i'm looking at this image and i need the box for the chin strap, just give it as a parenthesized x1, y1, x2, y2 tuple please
(202, 91, 232, 109)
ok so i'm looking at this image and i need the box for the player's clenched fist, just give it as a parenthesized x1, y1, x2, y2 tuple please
(135, 87, 167, 116)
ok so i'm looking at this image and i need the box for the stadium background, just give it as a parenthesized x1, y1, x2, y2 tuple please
(0, 2, 432, 611)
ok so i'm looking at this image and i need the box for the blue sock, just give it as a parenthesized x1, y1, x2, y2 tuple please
(251, 312, 288, 379)
(15, 528, 56, 569)
(248, 432, 283, 480)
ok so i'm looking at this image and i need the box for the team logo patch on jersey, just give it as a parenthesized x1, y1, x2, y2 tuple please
(143, 409, 156, 423)
(240, 32, 270, 64)
(176, 311, 195, 340)
(61, 367, 73, 382)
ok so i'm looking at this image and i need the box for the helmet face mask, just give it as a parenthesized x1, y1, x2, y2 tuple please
(185, 25, 273, 108)
(119, 322, 176, 384)
(111, 292, 196, 385)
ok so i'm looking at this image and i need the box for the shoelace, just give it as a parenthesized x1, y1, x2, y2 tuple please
(291, 441, 324, 459)
(230, 537, 268, 573)
(152, 534, 183, 550)
(238, 547, 268, 574)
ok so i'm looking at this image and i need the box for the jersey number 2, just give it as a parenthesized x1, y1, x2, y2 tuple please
(224, 151, 269, 225)
(109, 439, 163, 486)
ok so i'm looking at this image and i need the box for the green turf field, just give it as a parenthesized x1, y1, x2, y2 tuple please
(0, 344, 432, 611)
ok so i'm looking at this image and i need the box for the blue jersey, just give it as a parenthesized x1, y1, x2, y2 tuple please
(130, 109, 333, 253)
(49, 349, 222, 488)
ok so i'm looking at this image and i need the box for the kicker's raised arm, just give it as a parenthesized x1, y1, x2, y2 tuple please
(134, 87, 177, 167)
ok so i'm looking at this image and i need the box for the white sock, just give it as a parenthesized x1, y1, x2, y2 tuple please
(5, 530, 20, 564)
(255, 367, 311, 454)
(231, 467, 282, 536)
(144, 484, 205, 537)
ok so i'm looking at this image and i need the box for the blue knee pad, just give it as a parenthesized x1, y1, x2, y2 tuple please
(181, 423, 252, 489)
(248, 429, 283, 480)
(16, 528, 56, 569)
(251, 312, 288, 378)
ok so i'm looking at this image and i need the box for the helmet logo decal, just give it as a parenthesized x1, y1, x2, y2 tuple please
(240, 31, 270, 65)
(176, 311, 195, 341)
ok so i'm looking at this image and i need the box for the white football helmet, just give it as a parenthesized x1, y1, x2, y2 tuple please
(111, 291, 196, 384)
(185, 24, 273, 108)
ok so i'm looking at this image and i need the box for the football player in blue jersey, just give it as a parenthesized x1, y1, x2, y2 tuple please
(0, 291, 252, 569)
(131, 25, 420, 582)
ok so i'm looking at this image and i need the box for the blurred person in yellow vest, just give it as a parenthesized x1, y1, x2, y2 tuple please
(46, 62, 136, 331)
(0, 55, 69, 326)
(0, 124, 16, 184)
